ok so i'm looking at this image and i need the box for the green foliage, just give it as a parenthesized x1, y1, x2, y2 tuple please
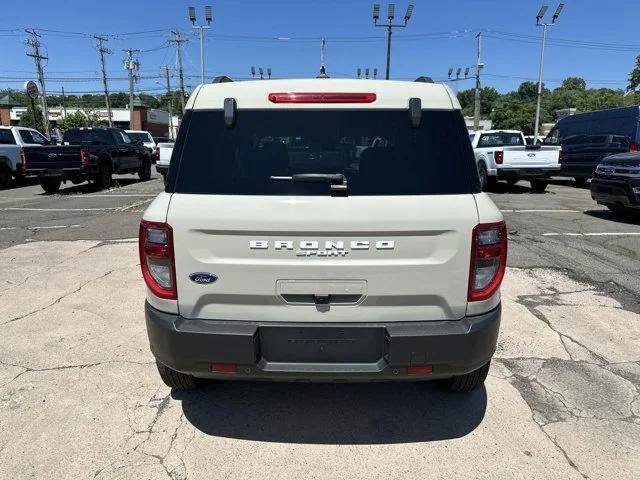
(561, 77, 587, 90)
(627, 55, 640, 92)
(457, 87, 500, 117)
(491, 100, 538, 134)
(18, 102, 44, 131)
(57, 110, 104, 130)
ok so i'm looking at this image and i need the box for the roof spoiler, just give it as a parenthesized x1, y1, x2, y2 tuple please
(414, 76, 434, 83)
(212, 76, 233, 84)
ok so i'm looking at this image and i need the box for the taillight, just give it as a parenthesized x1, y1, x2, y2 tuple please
(630, 142, 638, 153)
(468, 221, 507, 302)
(80, 147, 90, 166)
(494, 151, 504, 164)
(153, 147, 160, 161)
(20, 149, 27, 170)
(268, 92, 376, 104)
(139, 220, 177, 300)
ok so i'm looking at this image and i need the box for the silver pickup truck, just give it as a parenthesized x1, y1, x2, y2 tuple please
(0, 126, 50, 187)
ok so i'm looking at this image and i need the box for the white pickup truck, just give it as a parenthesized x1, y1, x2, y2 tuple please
(155, 142, 174, 184)
(0, 126, 50, 187)
(470, 129, 560, 192)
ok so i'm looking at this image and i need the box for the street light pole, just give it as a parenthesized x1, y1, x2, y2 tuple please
(373, 4, 414, 80)
(189, 6, 212, 84)
(533, 4, 564, 143)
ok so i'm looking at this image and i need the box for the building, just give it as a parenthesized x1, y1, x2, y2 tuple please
(2, 99, 175, 138)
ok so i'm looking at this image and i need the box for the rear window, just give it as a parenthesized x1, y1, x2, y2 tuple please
(171, 109, 480, 195)
(478, 132, 524, 148)
(128, 132, 153, 143)
(63, 129, 110, 145)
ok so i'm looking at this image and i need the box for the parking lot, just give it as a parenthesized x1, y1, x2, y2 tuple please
(1, 175, 639, 479)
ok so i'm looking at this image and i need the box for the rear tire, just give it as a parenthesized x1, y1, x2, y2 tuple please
(478, 164, 488, 190)
(96, 162, 112, 190)
(0, 166, 11, 189)
(530, 179, 549, 193)
(138, 159, 151, 182)
(574, 177, 588, 188)
(40, 177, 61, 194)
(449, 361, 491, 393)
(156, 361, 198, 390)
(161, 172, 167, 186)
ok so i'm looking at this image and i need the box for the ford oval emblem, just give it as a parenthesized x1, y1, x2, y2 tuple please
(527, 153, 536, 157)
(189, 272, 218, 284)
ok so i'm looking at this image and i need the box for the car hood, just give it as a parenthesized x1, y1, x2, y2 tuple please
(600, 152, 640, 166)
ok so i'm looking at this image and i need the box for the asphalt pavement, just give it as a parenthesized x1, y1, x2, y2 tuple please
(0, 175, 638, 479)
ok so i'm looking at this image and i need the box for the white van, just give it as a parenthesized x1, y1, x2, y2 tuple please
(139, 78, 506, 392)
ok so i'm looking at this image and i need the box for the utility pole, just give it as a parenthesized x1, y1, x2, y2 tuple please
(25, 29, 50, 137)
(317, 37, 329, 78)
(372, 4, 414, 80)
(533, 4, 564, 143)
(123, 48, 140, 130)
(162, 66, 175, 139)
(169, 31, 187, 112)
(474, 32, 484, 130)
(61, 86, 67, 117)
(95, 35, 113, 127)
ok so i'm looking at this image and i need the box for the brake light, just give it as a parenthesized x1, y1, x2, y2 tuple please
(80, 147, 90, 166)
(211, 363, 237, 374)
(630, 142, 638, 153)
(494, 151, 504, 164)
(20, 149, 27, 170)
(139, 220, 177, 300)
(268, 92, 376, 104)
(468, 221, 507, 302)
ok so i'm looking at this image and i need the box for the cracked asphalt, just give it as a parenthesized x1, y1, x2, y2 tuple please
(0, 176, 639, 479)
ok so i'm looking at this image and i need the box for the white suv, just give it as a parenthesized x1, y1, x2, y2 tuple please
(139, 78, 506, 392)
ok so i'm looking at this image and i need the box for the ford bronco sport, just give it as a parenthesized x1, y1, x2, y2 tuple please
(140, 78, 506, 392)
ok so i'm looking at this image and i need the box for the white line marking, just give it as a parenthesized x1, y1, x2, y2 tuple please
(502, 209, 579, 213)
(83, 194, 157, 198)
(542, 232, 640, 237)
(0, 227, 16, 231)
(27, 225, 81, 230)
(109, 238, 138, 243)
(0, 207, 118, 212)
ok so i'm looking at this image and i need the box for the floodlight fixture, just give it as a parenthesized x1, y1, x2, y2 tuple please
(205, 6, 213, 24)
(188, 6, 196, 24)
(536, 5, 548, 23)
(373, 4, 380, 20)
(552, 3, 564, 23)
(404, 4, 414, 21)
(388, 4, 395, 20)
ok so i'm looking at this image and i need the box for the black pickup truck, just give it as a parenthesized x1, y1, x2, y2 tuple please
(23, 127, 152, 193)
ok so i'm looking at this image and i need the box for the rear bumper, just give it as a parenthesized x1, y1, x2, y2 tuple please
(591, 176, 640, 210)
(24, 166, 97, 179)
(497, 166, 559, 179)
(145, 302, 501, 381)
(560, 162, 597, 178)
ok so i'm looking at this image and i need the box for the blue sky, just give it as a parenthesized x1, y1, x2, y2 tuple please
(1, 0, 639, 97)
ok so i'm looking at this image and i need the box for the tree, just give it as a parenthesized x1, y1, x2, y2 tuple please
(560, 77, 586, 91)
(19, 103, 44, 132)
(627, 55, 640, 92)
(57, 110, 104, 130)
(491, 100, 538, 134)
(457, 87, 500, 117)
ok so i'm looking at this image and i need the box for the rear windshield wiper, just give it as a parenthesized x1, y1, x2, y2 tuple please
(270, 173, 347, 196)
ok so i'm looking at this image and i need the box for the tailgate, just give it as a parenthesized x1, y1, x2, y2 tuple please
(168, 194, 479, 323)
(23, 146, 81, 170)
(501, 146, 560, 168)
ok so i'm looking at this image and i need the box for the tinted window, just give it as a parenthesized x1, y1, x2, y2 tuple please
(127, 132, 152, 143)
(19, 129, 47, 144)
(478, 132, 524, 148)
(114, 130, 132, 145)
(545, 110, 639, 148)
(63, 129, 110, 145)
(172, 109, 480, 196)
(0, 130, 16, 145)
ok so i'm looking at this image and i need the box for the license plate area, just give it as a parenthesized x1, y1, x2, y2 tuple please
(259, 326, 384, 363)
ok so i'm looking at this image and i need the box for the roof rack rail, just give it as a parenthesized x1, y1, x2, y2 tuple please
(414, 76, 434, 83)
(212, 76, 233, 84)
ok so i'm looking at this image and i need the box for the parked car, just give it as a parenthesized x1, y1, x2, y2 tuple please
(23, 127, 152, 193)
(126, 130, 156, 161)
(544, 106, 640, 187)
(590, 152, 640, 214)
(140, 78, 507, 392)
(471, 129, 561, 192)
(0, 126, 50, 186)
(155, 142, 174, 184)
